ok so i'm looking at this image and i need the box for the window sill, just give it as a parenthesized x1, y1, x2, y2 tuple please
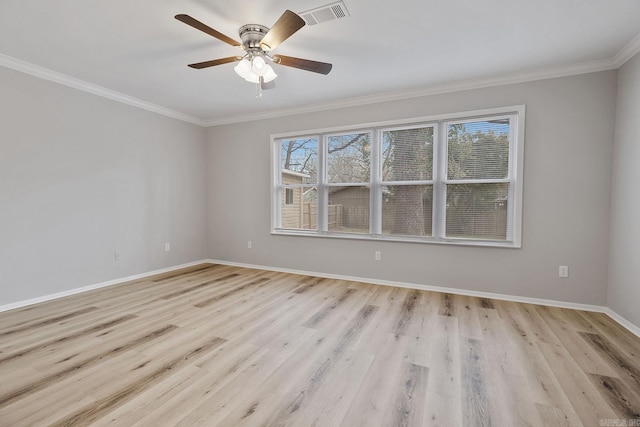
(271, 229, 521, 248)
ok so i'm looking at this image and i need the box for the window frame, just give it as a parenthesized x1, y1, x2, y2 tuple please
(271, 105, 525, 248)
(325, 129, 373, 235)
(377, 123, 437, 237)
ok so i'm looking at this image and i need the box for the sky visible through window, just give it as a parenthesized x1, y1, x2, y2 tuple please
(463, 120, 509, 136)
(281, 139, 318, 174)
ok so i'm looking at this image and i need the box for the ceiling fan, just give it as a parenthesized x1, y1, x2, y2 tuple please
(175, 10, 332, 93)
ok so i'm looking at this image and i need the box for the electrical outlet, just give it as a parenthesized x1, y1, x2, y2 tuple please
(559, 265, 569, 278)
(114, 251, 121, 261)
(375, 251, 381, 261)
(247, 240, 252, 249)
(164, 242, 171, 252)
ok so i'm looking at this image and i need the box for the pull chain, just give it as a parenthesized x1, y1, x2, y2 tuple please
(255, 78, 263, 99)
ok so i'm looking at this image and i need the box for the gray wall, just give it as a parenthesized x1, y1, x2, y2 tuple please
(0, 64, 625, 314)
(607, 52, 640, 327)
(206, 71, 617, 306)
(0, 66, 208, 305)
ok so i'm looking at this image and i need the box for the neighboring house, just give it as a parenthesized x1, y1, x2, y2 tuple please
(281, 170, 309, 229)
(281, 171, 346, 230)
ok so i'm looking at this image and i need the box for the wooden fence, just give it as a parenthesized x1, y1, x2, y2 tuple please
(302, 203, 343, 229)
(298, 202, 506, 238)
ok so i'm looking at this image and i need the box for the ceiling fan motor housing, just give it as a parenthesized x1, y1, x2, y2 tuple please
(239, 24, 270, 51)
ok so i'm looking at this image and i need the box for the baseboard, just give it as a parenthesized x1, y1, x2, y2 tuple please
(206, 259, 605, 311)
(206, 259, 640, 338)
(3, 258, 638, 339)
(603, 308, 640, 338)
(0, 260, 210, 313)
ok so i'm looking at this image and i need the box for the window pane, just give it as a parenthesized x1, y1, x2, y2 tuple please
(382, 127, 434, 181)
(447, 119, 510, 180)
(382, 185, 432, 236)
(281, 187, 317, 230)
(446, 183, 509, 240)
(285, 188, 294, 205)
(280, 138, 317, 184)
(328, 186, 370, 233)
(327, 133, 370, 183)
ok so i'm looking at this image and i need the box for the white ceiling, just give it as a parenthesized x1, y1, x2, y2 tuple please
(1, 0, 639, 126)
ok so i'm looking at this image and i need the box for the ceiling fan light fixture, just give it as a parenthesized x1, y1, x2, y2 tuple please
(262, 65, 277, 83)
(233, 58, 252, 78)
(251, 55, 267, 76)
(236, 56, 277, 84)
(244, 73, 260, 84)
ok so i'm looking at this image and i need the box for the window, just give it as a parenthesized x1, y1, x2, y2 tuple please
(381, 125, 434, 237)
(272, 106, 524, 247)
(285, 188, 294, 205)
(327, 131, 371, 234)
(278, 137, 318, 231)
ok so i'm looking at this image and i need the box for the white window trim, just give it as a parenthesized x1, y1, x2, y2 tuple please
(271, 105, 525, 248)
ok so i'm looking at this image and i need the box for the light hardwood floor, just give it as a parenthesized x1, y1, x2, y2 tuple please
(1, 264, 639, 426)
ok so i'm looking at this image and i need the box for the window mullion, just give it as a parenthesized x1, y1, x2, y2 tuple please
(506, 115, 517, 241)
(317, 135, 328, 233)
(273, 140, 282, 229)
(433, 122, 447, 239)
(370, 129, 382, 235)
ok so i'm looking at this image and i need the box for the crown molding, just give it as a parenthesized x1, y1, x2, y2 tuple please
(0, 49, 626, 129)
(0, 53, 207, 127)
(614, 32, 640, 67)
(203, 57, 617, 127)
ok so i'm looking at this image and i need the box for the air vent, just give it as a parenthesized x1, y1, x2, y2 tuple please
(299, 1, 350, 26)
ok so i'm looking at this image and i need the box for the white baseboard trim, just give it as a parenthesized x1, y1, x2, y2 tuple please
(2, 258, 638, 339)
(206, 259, 640, 338)
(603, 308, 640, 338)
(0, 260, 210, 313)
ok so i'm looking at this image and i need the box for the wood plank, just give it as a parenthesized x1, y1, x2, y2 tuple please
(341, 333, 410, 426)
(534, 403, 578, 427)
(438, 292, 456, 317)
(579, 331, 640, 389)
(424, 390, 463, 427)
(460, 338, 492, 426)
(49, 336, 226, 426)
(382, 362, 429, 426)
(0, 323, 177, 408)
(537, 305, 620, 377)
(476, 306, 544, 425)
(0, 313, 137, 364)
(588, 374, 640, 420)
(538, 341, 619, 425)
(283, 351, 375, 426)
(425, 315, 461, 396)
(455, 294, 484, 340)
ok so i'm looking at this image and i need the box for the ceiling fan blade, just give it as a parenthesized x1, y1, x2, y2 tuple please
(175, 14, 241, 47)
(260, 10, 305, 51)
(188, 56, 242, 69)
(272, 55, 332, 75)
